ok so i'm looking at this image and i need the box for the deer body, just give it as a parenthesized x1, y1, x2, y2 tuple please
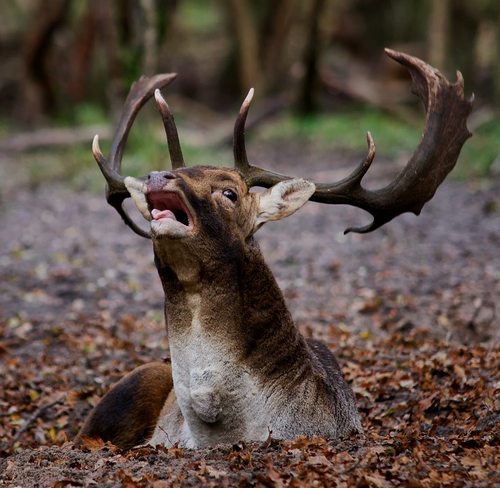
(147, 217, 361, 447)
(77, 50, 471, 450)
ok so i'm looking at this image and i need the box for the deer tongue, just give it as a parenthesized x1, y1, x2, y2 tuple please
(151, 209, 177, 221)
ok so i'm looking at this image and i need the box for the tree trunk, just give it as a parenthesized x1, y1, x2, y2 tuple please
(69, 0, 98, 103)
(229, 0, 262, 91)
(95, 1, 125, 118)
(21, 0, 70, 122)
(297, 0, 324, 114)
(495, 27, 500, 104)
(474, 20, 498, 103)
(263, 0, 298, 91)
(140, 0, 158, 76)
(427, 0, 449, 69)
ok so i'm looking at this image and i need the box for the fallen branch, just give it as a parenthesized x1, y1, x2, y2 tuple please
(0, 125, 110, 153)
(319, 67, 420, 125)
(7, 394, 67, 449)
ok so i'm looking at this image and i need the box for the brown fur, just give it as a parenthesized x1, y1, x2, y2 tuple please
(75, 362, 173, 450)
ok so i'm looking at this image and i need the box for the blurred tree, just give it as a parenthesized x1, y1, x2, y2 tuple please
(229, 0, 262, 90)
(140, 0, 159, 75)
(1, 0, 498, 123)
(21, 0, 70, 121)
(427, 0, 449, 68)
(297, 0, 325, 113)
(69, 1, 98, 103)
(261, 0, 298, 92)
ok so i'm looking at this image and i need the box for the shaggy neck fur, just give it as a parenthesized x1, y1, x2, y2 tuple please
(151, 236, 361, 447)
(154, 237, 310, 381)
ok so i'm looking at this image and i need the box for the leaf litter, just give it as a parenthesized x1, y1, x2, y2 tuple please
(0, 149, 499, 486)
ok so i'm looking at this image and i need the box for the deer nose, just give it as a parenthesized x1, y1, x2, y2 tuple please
(147, 171, 176, 191)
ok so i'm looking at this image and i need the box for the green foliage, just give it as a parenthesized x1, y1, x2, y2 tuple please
(4, 120, 230, 197)
(72, 104, 108, 126)
(257, 109, 500, 177)
(260, 109, 421, 158)
(458, 118, 500, 177)
(121, 122, 231, 173)
(178, 0, 222, 34)
(3, 109, 497, 200)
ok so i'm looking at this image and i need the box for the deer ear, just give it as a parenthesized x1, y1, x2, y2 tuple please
(254, 179, 315, 232)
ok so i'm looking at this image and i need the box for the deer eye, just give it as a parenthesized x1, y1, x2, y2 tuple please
(222, 189, 238, 202)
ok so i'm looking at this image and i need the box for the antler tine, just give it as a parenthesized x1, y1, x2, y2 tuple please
(92, 134, 124, 188)
(233, 88, 297, 187)
(239, 50, 472, 234)
(336, 48, 472, 234)
(232, 90, 376, 189)
(330, 132, 376, 191)
(233, 88, 254, 172)
(93, 73, 177, 238)
(154, 89, 185, 169)
(93, 134, 151, 238)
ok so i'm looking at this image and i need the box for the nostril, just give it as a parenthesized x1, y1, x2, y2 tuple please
(146, 171, 176, 190)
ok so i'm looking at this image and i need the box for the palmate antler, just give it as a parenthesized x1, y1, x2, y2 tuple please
(234, 49, 473, 233)
(94, 49, 472, 238)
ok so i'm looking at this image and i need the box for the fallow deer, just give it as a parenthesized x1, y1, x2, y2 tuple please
(76, 49, 472, 450)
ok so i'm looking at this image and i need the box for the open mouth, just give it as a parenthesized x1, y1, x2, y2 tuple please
(147, 191, 193, 227)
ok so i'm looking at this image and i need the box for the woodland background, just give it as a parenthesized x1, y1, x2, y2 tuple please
(0, 0, 499, 179)
(0, 1, 499, 486)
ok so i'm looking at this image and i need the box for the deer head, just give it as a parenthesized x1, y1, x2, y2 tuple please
(93, 49, 472, 245)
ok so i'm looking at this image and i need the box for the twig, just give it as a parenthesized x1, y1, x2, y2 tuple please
(157, 424, 173, 447)
(8, 393, 67, 448)
(319, 67, 420, 125)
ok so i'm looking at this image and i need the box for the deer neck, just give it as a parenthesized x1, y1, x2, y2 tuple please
(153, 238, 305, 369)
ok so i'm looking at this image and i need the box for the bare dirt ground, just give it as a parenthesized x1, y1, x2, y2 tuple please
(0, 145, 499, 486)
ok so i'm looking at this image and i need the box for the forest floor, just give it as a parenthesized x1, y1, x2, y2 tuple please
(0, 142, 498, 487)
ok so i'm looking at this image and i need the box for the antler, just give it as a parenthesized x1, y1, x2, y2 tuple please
(154, 89, 185, 169)
(92, 74, 177, 238)
(233, 49, 473, 234)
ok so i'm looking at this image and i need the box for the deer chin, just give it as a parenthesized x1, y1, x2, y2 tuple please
(150, 219, 190, 239)
(147, 191, 195, 239)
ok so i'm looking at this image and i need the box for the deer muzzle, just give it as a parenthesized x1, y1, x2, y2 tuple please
(147, 171, 177, 192)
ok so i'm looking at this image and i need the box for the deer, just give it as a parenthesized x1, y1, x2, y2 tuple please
(75, 49, 472, 450)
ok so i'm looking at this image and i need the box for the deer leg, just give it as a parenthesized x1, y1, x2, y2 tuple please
(75, 361, 173, 450)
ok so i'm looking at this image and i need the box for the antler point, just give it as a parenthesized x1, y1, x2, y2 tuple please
(154, 88, 166, 106)
(365, 131, 376, 162)
(92, 134, 106, 164)
(241, 88, 255, 112)
(384, 48, 402, 61)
